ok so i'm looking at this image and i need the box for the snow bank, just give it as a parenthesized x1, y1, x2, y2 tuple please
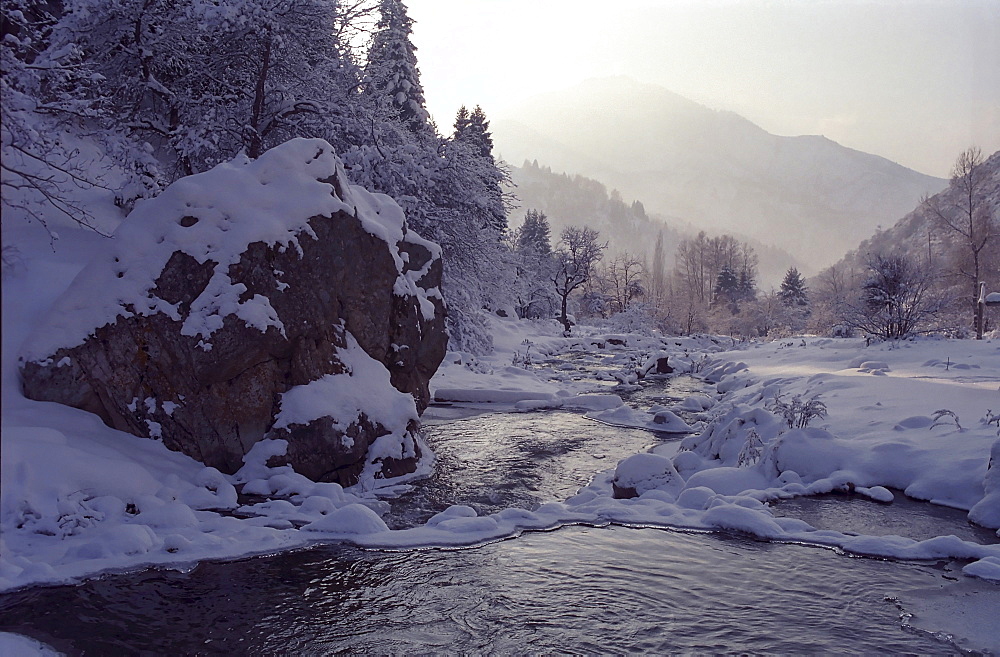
(0, 632, 60, 656)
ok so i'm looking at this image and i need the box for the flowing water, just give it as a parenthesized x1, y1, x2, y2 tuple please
(385, 410, 659, 528)
(2, 375, 999, 654)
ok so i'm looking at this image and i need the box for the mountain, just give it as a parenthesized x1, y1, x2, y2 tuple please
(829, 149, 1000, 322)
(493, 77, 947, 273)
(508, 161, 804, 289)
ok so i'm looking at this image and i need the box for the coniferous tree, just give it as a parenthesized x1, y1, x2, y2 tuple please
(517, 209, 552, 255)
(463, 105, 494, 159)
(713, 266, 740, 305)
(512, 210, 556, 319)
(779, 267, 809, 306)
(738, 269, 757, 302)
(365, 0, 429, 133)
(449, 104, 506, 233)
(453, 105, 471, 138)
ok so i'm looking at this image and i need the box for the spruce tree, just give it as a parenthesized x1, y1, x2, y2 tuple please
(517, 209, 552, 256)
(453, 105, 471, 139)
(738, 269, 757, 302)
(450, 103, 506, 234)
(366, 0, 430, 133)
(465, 105, 494, 159)
(714, 266, 740, 303)
(779, 267, 809, 306)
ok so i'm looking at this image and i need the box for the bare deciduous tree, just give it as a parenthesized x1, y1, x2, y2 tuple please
(602, 252, 645, 314)
(923, 147, 998, 338)
(551, 226, 606, 333)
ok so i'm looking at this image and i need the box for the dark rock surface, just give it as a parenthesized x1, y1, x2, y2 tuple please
(20, 139, 447, 486)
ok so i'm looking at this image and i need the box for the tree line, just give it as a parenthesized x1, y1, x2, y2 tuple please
(510, 147, 997, 341)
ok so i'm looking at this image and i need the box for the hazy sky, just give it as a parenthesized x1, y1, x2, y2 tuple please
(407, 0, 999, 178)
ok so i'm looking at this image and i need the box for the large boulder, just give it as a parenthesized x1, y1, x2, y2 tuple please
(19, 139, 447, 486)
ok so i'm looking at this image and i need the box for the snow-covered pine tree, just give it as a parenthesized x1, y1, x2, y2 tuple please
(518, 209, 552, 256)
(452, 104, 505, 233)
(713, 266, 740, 305)
(512, 210, 557, 319)
(349, 101, 514, 354)
(779, 267, 809, 306)
(365, 0, 430, 134)
(453, 105, 471, 140)
(463, 106, 494, 159)
(737, 269, 756, 302)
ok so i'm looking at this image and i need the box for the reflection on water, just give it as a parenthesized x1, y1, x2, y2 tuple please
(770, 490, 999, 545)
(1, 526, 993, 654)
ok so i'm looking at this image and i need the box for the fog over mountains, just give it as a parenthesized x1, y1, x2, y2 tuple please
(493, 77, 947, 273)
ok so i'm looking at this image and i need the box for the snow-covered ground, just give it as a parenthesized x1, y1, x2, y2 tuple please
(3, 214, 1000, 611)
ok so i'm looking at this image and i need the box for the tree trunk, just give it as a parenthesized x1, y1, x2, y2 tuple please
(248, 33, 273, 159)
(559, 293, 570, 334)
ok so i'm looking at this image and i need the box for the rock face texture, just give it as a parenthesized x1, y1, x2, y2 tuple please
(19, 139, 447, 486)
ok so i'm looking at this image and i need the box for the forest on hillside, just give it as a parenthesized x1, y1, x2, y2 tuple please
(815, 148, 1000, 339)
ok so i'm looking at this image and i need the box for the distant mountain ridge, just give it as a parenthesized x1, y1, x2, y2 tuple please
(493, 77, 946, 273)
(508, 161, 805, 289)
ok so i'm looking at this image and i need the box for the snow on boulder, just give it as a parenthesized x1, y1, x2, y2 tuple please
(651, 410, 692, 432)
(613, 453, 685, 499)
(969, 438, 1000, 529)
(639, 350, 674, 376)
(302, 503, 389, 535)
(676, 395, 715, 412)
(18, 139, 447, 486)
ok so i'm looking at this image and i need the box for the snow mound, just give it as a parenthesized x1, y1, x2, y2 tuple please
(613, 453, 685, 497)
(587, 406, 693, 433)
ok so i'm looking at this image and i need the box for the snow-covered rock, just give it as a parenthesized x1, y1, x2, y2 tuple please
(18, 139, 447, 485)
(969, 438, 1000, 529)
(612, 453, 685, 499)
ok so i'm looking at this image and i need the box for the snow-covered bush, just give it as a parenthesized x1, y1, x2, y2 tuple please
(766, 393, 828, 429)
(737, 428, 764, 467)
(843, 252, 942, 339)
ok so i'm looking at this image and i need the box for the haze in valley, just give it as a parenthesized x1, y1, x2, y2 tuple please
(409, 0, 998, 178)
(407, 0, 999, 272)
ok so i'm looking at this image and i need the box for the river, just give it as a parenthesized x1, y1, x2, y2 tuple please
(1, 375, 998, 654)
